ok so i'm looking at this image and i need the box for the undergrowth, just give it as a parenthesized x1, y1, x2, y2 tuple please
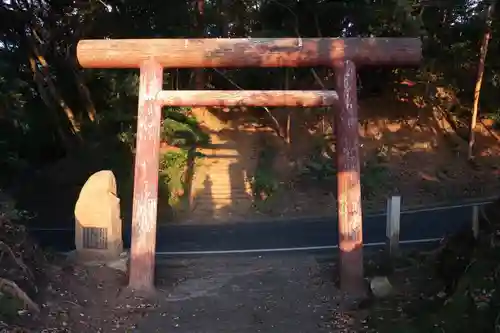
(0, 192, 45, 327)
(299, 138, 389, 199)
(159, 149, 205, 210)
(125, 107, 209, 219)
(364, 200, 500, 333)
(115, 106, 210, 149)
(159, 150, 189, 206)
(161, 107, 210, 147)
(250, 138, 278, 206)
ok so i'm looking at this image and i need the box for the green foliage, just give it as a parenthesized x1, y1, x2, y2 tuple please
(158, 149, 206, 208)
(107, 106, 210, 154)
(250, 140, 278, 203)
(361, 146, 390, 200)
(161, 107, 210, 147)
(156, 108, 209, 209)
(486, 112, 500, 129)
(301, 159, 336, 182)
(299, 135, 336, 182)
(298, 139, 389, 199)
(159, 150, 189, 206)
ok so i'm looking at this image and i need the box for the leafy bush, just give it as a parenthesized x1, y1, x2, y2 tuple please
(298, 139, 389, 199)
(159, 148, 206, 208)
(112, 106, 210, 153)
(159, 150, 189, 206)
(299, 135, 336, 182)
(0, 193, 45, 323)
(250, 141, 278, 202)
(161, 107, 210, 147)
(301, 157, 336, 182)
(157, 108, 209, 209)
(360, 145, 390, 199)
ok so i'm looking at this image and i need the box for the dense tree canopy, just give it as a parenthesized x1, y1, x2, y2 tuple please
(0, 0, 498, 187)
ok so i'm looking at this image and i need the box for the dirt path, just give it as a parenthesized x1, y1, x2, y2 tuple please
(179, 107, 263, 223)
(135, 254, 351, 333)
(184, 128, 256, 223)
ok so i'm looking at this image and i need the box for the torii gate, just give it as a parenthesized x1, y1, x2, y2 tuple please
(76, 37, 421, 296)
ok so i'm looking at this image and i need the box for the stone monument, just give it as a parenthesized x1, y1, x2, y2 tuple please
(74, 170, 123, 262)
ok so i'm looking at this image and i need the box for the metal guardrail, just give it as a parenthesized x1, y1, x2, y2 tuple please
(27, 195, 498, 232)
(30, 195, 497, 256)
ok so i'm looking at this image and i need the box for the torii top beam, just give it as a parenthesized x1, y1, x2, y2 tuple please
(76, 38, 421, 69)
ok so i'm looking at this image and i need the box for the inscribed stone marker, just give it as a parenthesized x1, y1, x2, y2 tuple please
(74, 170, 123, 261)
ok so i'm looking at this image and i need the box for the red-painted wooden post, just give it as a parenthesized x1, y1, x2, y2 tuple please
(334, 60, 364, 296)
(128, 59, 163, 292)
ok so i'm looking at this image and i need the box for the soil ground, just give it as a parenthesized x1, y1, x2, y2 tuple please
(173, 97, 500, 223)
(27, 241, 478, 333)
(9, 228, 489, 333)
(241, 97, 500, 219)
(19, 253, 362, 332)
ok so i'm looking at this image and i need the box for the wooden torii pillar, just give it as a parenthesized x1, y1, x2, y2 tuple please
(76, 38, 421, 295)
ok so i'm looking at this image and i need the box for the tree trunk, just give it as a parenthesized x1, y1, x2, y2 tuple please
(194, 0, 205, 90)
(72, 66, 97, 123)
(25, 29, 82, 139)
(28, 58, 74, 152)
(468, 0, 496, 160)
(39, 57, 81, 138)
(12, 0, 82, 144)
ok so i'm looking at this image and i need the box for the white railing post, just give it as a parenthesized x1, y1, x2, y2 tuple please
(386, 196, 401, 256)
